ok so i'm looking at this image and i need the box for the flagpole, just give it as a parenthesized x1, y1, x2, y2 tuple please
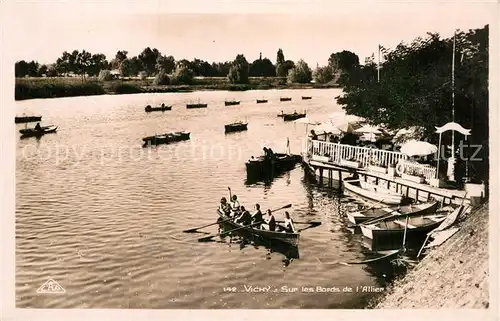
(377, 44, 380, 83)
(450, 32, 456, 182)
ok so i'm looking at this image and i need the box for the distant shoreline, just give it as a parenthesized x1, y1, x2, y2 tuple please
(15, 77, 341, 101)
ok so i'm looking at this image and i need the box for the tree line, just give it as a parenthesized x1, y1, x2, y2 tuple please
(15, 47, 359, 85)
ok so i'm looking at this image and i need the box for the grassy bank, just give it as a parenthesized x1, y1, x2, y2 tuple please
(15, 77, 339, 100)
(369, 202, 489, 308)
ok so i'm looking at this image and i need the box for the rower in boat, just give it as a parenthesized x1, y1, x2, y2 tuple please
(230, 195, 241, 216)
(278, 211, 296, 233)
(235, 206, 252, 226)
(219, 197, 231, 216)
(261, 209, 276, 231)
(35, 122, 42, 131)
(252, 204, 264, 229)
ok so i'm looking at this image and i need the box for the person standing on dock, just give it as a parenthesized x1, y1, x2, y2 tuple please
(262, 209, 276, 231)
(252, 204, 264, 229)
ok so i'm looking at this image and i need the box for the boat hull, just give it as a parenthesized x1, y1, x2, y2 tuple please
(216, 210, 300, 246)
(245, 154, 302, 178)
(145, 106, 172, 112)
(360, 214, 446, 244)
(224, 101, 240, 106)
(15, 116, 42, 123)
(301, 96, 312, 100)
(19, 126, 58, 138)
(186, 104, 208, 109)
(343, 177, 403, 205)
(283, 113, 306, 121)
(280, 98, 292, 102)
(142, 132, 191, 146)
(256, 100, 268, 104)
(224, 123, 248, 133)
(347, 201, 439, 225)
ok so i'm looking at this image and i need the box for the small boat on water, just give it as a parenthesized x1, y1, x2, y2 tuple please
(145, 104, 172, 112)
(225, 121, 248, 133)
(283, 112, 306, 121)
(359, 212, 447, 243)
(15, 116, 42, 123)
(186, 103, 208, 109)
(280, 97, 292, 102)
(256, 99, 268, 104)
(301, 96, 312, 100)
(216, 209, 300, 246)
(19, 125, 58, 138)
(224, 100, 240, 106)
(343, 176, 403, 205)
(246, 152, 302, 177)
(142, 131, 190, 147)
(347, 201, 439, 225)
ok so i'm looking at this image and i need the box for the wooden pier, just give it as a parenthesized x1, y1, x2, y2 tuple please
(304, 140, 470, 205)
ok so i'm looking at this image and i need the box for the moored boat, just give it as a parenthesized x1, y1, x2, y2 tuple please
(186, 103, 208, 109)
(224, 101, 240, 106)
(216, 209, 300, 246)
(142, 131, 191, 146)
(283, 112, 306, 121)
(15, 116, 42, 123)
(359, 212, 447, 243)
(280, 97, 292, 102)
(224, 122, 248, 133)
(301, 96, 312, 100)
(246, 152, 302, 177)
(347, 201, 439, 225)
(343, 176, 403, 205)
(256, 99, 268, 104)
(145, 104, 172, 112)
(19, 125, 58, 138)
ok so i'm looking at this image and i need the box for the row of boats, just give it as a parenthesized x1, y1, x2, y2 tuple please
(142, 96, 313, 112)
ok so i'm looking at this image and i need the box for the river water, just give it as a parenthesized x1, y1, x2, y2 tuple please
(15, 88, 394, 309)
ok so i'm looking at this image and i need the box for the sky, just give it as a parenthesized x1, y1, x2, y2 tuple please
(2, 0, 496, 67)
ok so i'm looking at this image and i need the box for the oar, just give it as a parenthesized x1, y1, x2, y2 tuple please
(198, 203, 292, 242)
(276, 220, 321, 225)
(183, 216, 232, 233)
(360, 198, 386, 213)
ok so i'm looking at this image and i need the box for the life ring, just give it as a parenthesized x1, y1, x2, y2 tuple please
(396, 162, 405, 176)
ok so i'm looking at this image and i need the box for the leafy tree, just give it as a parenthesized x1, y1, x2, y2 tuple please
(38, 64, 48, 76)
(287, 59, 312, 83)
(275, 48, 286, 76)
(249, 53, 276, 77)
(27, 61, 40, 77)
(153, 70, 170, 85)
(15, 60, 29, 77)
(46, 65, 58, 77)
(211, 61, 231, 77)
(155, 55, 176, 74)
(170, 65, 194, 85)
(138, 47, 161, 75)
(313, 65, 334, 84)
(88, 53, 108, 76)
(227, 54, 249, 84)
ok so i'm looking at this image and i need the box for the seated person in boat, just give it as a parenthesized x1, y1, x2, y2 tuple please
(252, 204, 264, 228)
(277, 212, 296, 233)
(219, 197, 231, 216)
(261, 209, 276, 231)
(310, 130, 318, 140)
(161, 103, 165, 107)
(236, 206, 252, 226)
(35, 122, 42, 131)
(230, 195, 241, 216)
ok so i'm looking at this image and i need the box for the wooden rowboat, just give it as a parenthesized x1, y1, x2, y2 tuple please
(256, 99, 268, 104)
(224, 101, 240, 106)
(145, 105, 172, 112)
(224, 122, 248, 133)
(15, 116, 42, 123)
(186, 103, 208, 109)
(216, 209, 300, 246)
(359, 212, 447, 243)
(19, 125, 58, 138)
(347, 201, 439, 225)
(142, 131, 190, 146)
(343, 177, 403, 205)
(301, 96, 312, 100)
(280, 97, 292, 102)
(246, 153, 302, 178)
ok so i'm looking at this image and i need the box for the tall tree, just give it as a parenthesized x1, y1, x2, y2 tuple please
(275, 48, 287, 77)
(249, 54, 276, 77)
(287, 59, 312, 83)
(227, 54, 249, 84)
(155, 55, 176, 74)
(138, 47, 161, 75)
(15, 60, 29, 77)
(313, 65, 334, 84)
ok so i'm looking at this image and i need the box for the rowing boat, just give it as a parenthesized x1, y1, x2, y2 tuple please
(216, 209, 300, 246)
(145, 105, 172, 112)
(359, 212, 447, 243)
(224, 101, 240, 106)
(15, 116, 42, 123)
(347, 201, 439, 225)
(256, 99, 268, 104)
(142, 131, 190, 146)
(186, 103, 208, 109)
(301, 96, 312, 100)
(246, 153, 302, 178)
(343, 177, 403, 205)
(19, 125, 58, 138)
(280, 97, 292, 102)
(225, 122, 248, 133)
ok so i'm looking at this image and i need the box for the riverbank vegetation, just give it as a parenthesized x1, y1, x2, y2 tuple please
(335, 25, 489, 182)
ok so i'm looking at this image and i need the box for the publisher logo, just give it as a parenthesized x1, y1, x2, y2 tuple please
(36, 278, 65, 294)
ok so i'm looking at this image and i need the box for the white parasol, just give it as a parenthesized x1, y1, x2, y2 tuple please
(353, 124, 382, 134)
(293, 117, 321, 125)
(400, 140, 438, 156)
(314, 121, 342, 135)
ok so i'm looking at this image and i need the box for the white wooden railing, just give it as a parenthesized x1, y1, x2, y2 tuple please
(397, 160, 437, 181)
(309, 140, 408, 168)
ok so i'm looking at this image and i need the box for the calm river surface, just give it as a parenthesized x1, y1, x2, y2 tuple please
(16, 88, 392, 309)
